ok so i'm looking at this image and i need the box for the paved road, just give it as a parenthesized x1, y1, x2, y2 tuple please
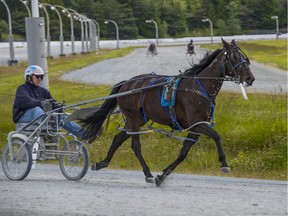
(0, 163, 286, 216)
(61, 46, 287, 95)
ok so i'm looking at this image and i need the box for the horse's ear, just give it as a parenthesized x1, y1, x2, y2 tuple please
(231, 39, 237, 46)
(221, 37, 230, 50)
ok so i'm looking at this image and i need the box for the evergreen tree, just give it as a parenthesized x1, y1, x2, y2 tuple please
(0, 0, 286, 40)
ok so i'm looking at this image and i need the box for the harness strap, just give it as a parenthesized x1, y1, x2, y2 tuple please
(141, 77, 183, 132)
(195, 76, 215, 127)
(141, 78, 161, 123)
(167, 106, 183, 132)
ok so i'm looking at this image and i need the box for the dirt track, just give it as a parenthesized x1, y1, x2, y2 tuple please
(0, 163, 287, 216)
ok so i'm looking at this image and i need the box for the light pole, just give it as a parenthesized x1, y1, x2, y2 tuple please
(271, 16, 279, 40)
(146, 19, 158, 46)
(91, 19, 100, 50)
(87, 20, 96, 50)
(38, 3, 51, 58)
(50, 5, 65, 56)
(26, 0, 49, 89)
(42, 3, 65, 56)
(78, 17, 86, 53)
(55, 5, 76, 55)
(1, 0, 17, 65)
(19, 0, 31, 17)
(105, 20, 119, 49)
(84, 19, 90, 52)
(202, 18, 213, 44)
(67, 8, 86, 54)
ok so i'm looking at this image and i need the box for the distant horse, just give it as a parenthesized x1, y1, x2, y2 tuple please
(82, 38, 255, 186)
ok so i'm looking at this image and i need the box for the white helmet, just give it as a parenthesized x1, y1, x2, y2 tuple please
(24, 65, 45, 81)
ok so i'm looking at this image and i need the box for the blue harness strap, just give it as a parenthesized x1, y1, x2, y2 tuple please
(141, 76, 183, 132)
(161, 77, 182, 107)
(141, 77, 164, 124)
(195, 76, 215, 127)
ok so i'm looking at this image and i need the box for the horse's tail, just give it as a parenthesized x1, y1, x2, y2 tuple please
(82, 81, 126, 141)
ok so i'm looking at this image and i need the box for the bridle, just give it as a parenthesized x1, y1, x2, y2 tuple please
(222, 46, 250, 83)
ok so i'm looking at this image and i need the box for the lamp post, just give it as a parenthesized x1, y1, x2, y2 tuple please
(26, 0, 49, 89)
(55, 5, 76, 55)
(42, 3, 65, 56)
(1, 0, 17, 65)
(67, 8, 86, 53)
(91, 19, 100, 50)
(19, 0, 31, 17)
(78, 17, 85, 53)
(271, 16, 279, 40)
(50, 5, 64, 56)
(87, 20, 96, 50)
(38, 3, 51, 58)
(145, 19, 158, 46)
(202, 18, 213, 44)
(105, 20, 119, 49)
(84, 19, 90, 52)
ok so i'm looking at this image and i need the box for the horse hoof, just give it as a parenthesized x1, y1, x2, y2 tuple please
(91, 163, 97, 171)
(221, 167, 231, 173)
(155, 175, 165, 187)
(145, 177, 154, 184)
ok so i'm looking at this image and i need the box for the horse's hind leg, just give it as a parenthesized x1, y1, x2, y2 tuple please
(155, 133, 199, 187)
(131, 134, 154, 183)
(91, 131, 130, 171)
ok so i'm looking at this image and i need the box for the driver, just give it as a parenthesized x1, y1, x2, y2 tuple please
(12, 65, 86, 139)
(187, 39, 195, 52)
(148, 42, 156, 52)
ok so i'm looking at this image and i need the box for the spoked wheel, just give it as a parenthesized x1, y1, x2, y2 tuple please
(59, 140, 89, 181)
(2, 138, 32, 180)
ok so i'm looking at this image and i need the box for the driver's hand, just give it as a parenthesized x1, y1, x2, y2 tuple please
(41, 99, 53, 112)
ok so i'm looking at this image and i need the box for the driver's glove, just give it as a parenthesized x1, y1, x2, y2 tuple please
(41, 99, 52, 112)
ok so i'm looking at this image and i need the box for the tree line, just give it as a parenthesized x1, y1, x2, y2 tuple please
(0, 0, 287, 41)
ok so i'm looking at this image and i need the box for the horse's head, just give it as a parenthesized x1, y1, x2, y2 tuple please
(222, 38, 255, 86)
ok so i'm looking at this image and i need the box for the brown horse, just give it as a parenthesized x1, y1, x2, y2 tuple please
(82, 38, 255, 186)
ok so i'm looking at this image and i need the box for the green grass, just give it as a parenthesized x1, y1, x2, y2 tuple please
(201, 39, 287, 71)
(0, 42, 287, 181)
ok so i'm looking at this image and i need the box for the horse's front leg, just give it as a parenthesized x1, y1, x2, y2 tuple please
(131, 134, 154, 183)
(155, 133, 200, 187)
(91, 131, 130, 171)
(195, 124, 230, 173)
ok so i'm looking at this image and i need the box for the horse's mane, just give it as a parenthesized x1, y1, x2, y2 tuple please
(182, 48, 223, 76)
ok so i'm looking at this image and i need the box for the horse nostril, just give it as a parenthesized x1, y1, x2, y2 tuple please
(246, 76, 255, 86)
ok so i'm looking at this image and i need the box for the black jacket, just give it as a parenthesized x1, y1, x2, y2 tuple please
(12, 82, 58, 123)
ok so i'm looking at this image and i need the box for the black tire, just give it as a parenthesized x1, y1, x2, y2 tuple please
(59, 140, 89, 181)
(2, 138, 32, 180)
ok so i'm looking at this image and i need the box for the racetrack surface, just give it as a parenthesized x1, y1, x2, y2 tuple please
(0, 163, 286, 216)
(61, 46, 287, 95)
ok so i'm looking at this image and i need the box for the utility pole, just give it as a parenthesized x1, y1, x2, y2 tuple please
(25, 0, 49, 89)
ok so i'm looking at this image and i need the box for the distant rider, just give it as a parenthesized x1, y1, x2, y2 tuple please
(148, 42, 156, 53)
(187, 39, 195, 54)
